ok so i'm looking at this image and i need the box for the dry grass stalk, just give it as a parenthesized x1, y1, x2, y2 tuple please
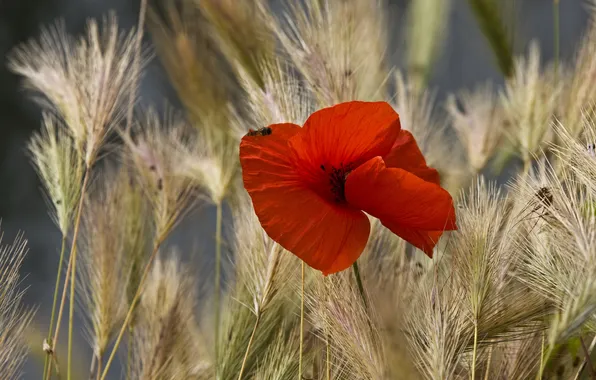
(77, 165, 153, 374)
(447, 84, 505, 173)
(122, 109, 198, 242)
(500, 43, 561, 170)
(9, 14, 146, 166)
(27, 113, 84, 235)
(269, 0, 389, 106)
(132, 254, 207, 380)
(0, 231, 35, 379)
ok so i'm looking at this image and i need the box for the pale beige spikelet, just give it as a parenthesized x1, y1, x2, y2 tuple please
(269, 0, 390, 106)
(217, 198, 300, 380)
(252, 326, 300, 380)
(559, 5, 596, 138)
(446, 84, 505, 173)
(405, 268, 469, 380)
(198, 0, 275, 88)
(132, 253, 207, 380)
(406, 0, 452, 91)
(0, 230, 35, 379)
(180, 122, 240, 206)
(500, 43, 561, 169)
(122, 109, 198, 242)
(453, 179, 545, 339)
(514, 162, 596, 373)
(77, 165, 152, 365)
(148, 1, 231, 130)
(307, 272, 386, 380)
(10, 14, 147, 166)
(393, 72, 465, 191)
(236, 58, 314, 128)
(487, 335, 542, 380)
(233, 195, 299, 317)
(552, 113, 596, 196)
(27, 112, 84, 235)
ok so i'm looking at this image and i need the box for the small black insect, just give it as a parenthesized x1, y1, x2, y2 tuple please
(247, 127, 272, 137)
(535, 187, 553, 209)
(588, 142, 596, 157)
(157, 178, 163, 191)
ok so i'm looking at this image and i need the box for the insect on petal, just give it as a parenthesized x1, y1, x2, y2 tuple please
(240, 122, 370, 275)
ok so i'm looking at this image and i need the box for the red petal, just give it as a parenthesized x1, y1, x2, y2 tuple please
(345, 157, 456, 255)
(288, 101, 401, 189)
(240, 123, 371, 275)
(383, 130, 440, 184)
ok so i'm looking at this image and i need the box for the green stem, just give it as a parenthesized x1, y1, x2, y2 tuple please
(537, 336, 552, 380)
(214, 201, 223, 377)
(99, 241, 162, 380)
(44, 236, 67, 379)
(352, 261, 368, 310)
(471, 323, 478, 380)
(67, 168, 91, 380)
(237, 313, 260, 380)
(299, 262, 305, 380)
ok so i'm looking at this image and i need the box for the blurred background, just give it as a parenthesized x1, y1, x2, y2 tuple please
(0, 0, 590, 377)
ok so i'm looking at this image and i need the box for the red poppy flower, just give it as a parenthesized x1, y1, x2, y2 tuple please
(240, 101, 457, 275)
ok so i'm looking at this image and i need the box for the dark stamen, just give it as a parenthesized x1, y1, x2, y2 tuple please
(327, 163, 353, 203)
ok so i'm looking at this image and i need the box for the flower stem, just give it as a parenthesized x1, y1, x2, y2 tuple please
(352, 261, 368, 310)
(237, 313, 260, 380)
(67, 167, 91, 380)
(215, 201, 222, 376)
(99, 240, 162, 380)
(43, 235, 67, 379)
(299, 262, 305, 380)
(471, 323, 478, 380)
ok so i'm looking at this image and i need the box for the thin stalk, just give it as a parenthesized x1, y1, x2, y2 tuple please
(237, 313, 261, 380)
(352, 261, 368, 310)
(537, 337, 552, 380)
(89, 355, 96, 380)
(579, 336, 596, 379)
(126, 327, 133, 380)
(214, 201, 223, 376)
(553, 0, 560, 84)
(66, 167, 91, 380)
(573, 335, 596, 380)
(326, 333, 330, 380)
(299, 262, 305, 380)
(47, 246, 74, 380)
(96, 352, 102, 380)
(99, 241, 163, 380)
(483, 347, 493, 380)
(471, 323, 479, 380)
(43, 236, 67, 379)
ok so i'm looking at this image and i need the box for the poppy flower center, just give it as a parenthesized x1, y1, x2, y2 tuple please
(320, 163, 354, 203)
